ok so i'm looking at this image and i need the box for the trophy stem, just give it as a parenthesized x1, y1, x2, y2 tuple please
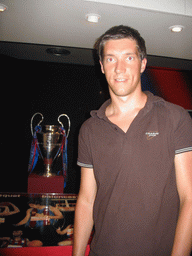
(43, 159, 55, 177)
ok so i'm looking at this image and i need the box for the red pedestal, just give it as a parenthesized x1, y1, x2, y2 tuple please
(0, 245, 90, 256)
(28, 174, 64, 193)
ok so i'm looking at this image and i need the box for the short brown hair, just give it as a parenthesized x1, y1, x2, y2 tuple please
(94, 25, 147, 62)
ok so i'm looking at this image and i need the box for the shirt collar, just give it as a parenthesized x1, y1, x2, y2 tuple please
(90, 99, 111, 119)
(90, 91, 164, 119)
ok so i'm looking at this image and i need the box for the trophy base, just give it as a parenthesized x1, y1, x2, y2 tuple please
(41, 164, 55, 178)
(41, 172, 56, 178)
(28, 174, 64, 193)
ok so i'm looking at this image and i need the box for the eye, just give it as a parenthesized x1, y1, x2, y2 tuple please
(126, 56, 134, 61)
(107, 57, 115, 62)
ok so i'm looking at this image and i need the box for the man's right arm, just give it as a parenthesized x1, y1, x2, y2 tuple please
(73, 167, 97, 256)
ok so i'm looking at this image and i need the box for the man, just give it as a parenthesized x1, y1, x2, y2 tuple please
(73, 25, 192, 256)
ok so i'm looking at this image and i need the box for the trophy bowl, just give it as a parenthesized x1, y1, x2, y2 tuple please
(36, 125, 64, 177)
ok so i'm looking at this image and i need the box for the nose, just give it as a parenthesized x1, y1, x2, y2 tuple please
(115, 60, 126, 74)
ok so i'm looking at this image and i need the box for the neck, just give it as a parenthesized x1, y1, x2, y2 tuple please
(107, 91, 147, 117)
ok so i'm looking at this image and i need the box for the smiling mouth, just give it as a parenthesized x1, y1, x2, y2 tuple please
(115, 78, 126, 82)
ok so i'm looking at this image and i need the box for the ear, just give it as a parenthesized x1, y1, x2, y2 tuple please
(100, 60, 105, 74)
(140, 58, 147, 74)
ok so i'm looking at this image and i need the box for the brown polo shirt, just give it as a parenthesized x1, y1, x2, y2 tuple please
(77, 91, 192, 256)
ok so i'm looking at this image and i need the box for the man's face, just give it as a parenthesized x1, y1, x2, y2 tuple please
(100, 38, 147, 98)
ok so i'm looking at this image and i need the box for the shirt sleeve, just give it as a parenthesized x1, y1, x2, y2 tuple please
(77, 121, 93, 168)
(174, 108, 192, 154)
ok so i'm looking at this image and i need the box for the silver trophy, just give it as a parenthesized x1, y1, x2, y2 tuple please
(30, 113, 70, 177)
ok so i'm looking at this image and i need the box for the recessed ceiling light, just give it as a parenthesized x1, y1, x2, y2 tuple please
(85, 13, 101, 23)
(169, 25, 184, 33)
(0, 4, 7, 12)
(46, 48, 71, 56)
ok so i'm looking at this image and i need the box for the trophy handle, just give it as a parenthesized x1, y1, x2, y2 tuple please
(31, 112, 44, 136)
(58, 114, 71, 138)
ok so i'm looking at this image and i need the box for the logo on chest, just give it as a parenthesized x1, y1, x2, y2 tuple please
(145, 131, 159, 140)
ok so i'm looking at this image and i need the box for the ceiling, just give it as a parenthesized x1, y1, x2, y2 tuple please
(0, 0, 192, 68)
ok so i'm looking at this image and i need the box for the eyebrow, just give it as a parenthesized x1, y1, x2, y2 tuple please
(104, 52, 137, 57)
